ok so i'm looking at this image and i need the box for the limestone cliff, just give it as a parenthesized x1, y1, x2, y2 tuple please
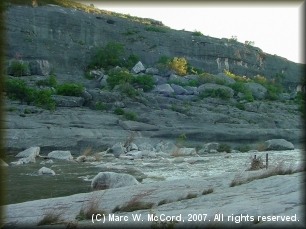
(4, 4, 304, 89)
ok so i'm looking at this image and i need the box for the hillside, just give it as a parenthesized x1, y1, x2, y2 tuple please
(1, 1, 305, 153)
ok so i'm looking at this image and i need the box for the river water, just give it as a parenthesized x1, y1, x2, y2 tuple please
(3, 149, 305, 205)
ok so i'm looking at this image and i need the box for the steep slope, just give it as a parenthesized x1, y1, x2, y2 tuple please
(4, 4, 304, 89)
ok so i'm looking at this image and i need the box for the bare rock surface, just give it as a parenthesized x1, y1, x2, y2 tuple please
(3, 171, 305, 228)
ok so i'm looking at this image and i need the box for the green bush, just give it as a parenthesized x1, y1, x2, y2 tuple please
(157, 55, 171, 65)
(235, 103, 245, 110)
(145, 26, 166, 33)
(84, 71, 94, 80)
(106, 70, 134, 89)
(87, 41, 125, 70)
(191, 30, 203, 36)
(114, 107, 124, 115)
(36, 74, 57, 87)
(217, 143, 231, 153)
(132, 74, 154, 92)
(94, 101, 105, 111)
(119, 83, 140, 98)
(56, 82, 83, 96)
(35, 89, 55, 110)
(10, 60, 29, 77)
(229, 82, 254, 102)
(235, 144, 250, 152)
(186, 64, 205, 75)
(122, 53, 140, 69)
(199, 88, 231, 100)
(124, 110, 137, 121)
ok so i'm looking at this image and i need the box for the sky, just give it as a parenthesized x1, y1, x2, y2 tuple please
(77, 1, 304, 64)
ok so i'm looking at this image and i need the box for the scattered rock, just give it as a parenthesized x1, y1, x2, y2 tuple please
(131, 61, 145, 74)
(51, 95, 85, 107)
(10, 156, 36, 165)
(156, 141, 176, 154)
(15, 146, 40, 158)
(126, 150, 143, 159)
(145, 68, 159, 75)
(184, 157, 210, 164)
(172, 147, 197, 156)
(153, 84, 174, 95)
(91, 172, 139, 190)
(47, 150, 73, 160)
(110, 143, 125, 157)
(40, 159, 53, 165)
(29, 60, 52, 76)
(245, 82, 267, 100)
(171, 83, 187, 95)
(38, 167, 55, 175)
(264, 139, 295, 151)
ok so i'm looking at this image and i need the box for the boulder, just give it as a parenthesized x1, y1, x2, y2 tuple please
(244, 101, 260, 112)
(245, 82, 267, 100)
(171, 147, 197, 156)
(214, 73, 236, 85)
(170, 84, 187, 95)
(156, 141, 176, 154)
(152, 75, 168, 85)
(184, 86, 198, 95)
(110, 143, 125, 157)
(145, 68, 159, 75)
(38, 167, 55, 175)
(89, 70, 104, 80)
(138, 142, 155, 151)
(168, 74, 188, 84)
(10, 156, 36, 165)
(153, 84, 174, 95)
(0, 158, 9, 167)
(100, 75, 108, 87)
(15, 146, 40, 158)
(126, 143, 138, 152)
(91, 172, 139, 190)
(131, 61, 145, 74)
(51, 95, 85, 107)
(76, 155, 86, 162)
(264, 139, 294, 151)
(40, 159, 53, 165)
(201, 143, 219, 154)
(126, 151, 143, 159)
(29, 60, 52, 76)
(47, 150, 73, 160)
(81, 89, 93, 101)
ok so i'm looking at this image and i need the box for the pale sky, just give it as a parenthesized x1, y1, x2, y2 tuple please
(77, 1, 304, 64)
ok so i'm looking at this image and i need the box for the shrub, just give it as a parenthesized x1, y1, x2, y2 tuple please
(186, 63, 205, 75)
(199, 88, 232, 100)
(124, 110, 137, 121)
(84, 71, 94, 80)
(56, 82, 83, 96)
(37, 210, 62, 226)
(145, 26, 166, 33)
(191, 30, 203, 36)
(217, 143, 231, 153)
(10, 60, 29, 77)
(119, 83, 140, 98)
(106, 69, 133, 89)
(114, 107, 124, 115)
(123, 53, 140, 69)
(132, 74, 154, 92)
(87, 41, 125, 70)
(35, 89, 55, 110)
(167, 57, 187, 75)
(123, 29, 139, 36)
(157, 55, 171, 65)
(94, 101, 105, 111)
(235, 144, 250, 152)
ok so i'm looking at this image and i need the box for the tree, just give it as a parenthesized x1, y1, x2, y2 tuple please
(167, 57, 187, 75)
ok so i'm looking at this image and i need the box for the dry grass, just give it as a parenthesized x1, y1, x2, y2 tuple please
(123, 131, 135, 147)
(76, 192, 106, 221)
(247, 156, 265, 171)
(170, 146, 181, 157)
(230, 161, 305, 187)
(254, 141, 266, 151)
(80, 146, 93, 156)
(114, 189, 155, 212)
(202, 188, 214, 195)
(186, 193, 198, 199)
(37, 209, 63, 226)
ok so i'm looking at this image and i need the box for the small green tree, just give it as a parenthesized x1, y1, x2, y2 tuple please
(88, 42, 125, 70)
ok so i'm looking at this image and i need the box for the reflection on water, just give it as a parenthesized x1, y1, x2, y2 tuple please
(3, 149, 304, 205)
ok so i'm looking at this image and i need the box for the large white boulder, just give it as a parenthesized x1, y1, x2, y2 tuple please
(15, 147, 40, 158)
(47, 150, 73, 160)
(264, 139, 294, 151)
(131, 61, 145, 74)
(38, 167, 55, 175)
(91, 172, 139, 190)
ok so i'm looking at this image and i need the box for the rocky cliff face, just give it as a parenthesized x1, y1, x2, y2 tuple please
(4, 4, 304, 89)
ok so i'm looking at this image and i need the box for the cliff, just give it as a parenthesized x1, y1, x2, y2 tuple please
(4, 4, 304, 89)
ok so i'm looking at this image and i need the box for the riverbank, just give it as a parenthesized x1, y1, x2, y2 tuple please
(2, 169, 305, 228)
